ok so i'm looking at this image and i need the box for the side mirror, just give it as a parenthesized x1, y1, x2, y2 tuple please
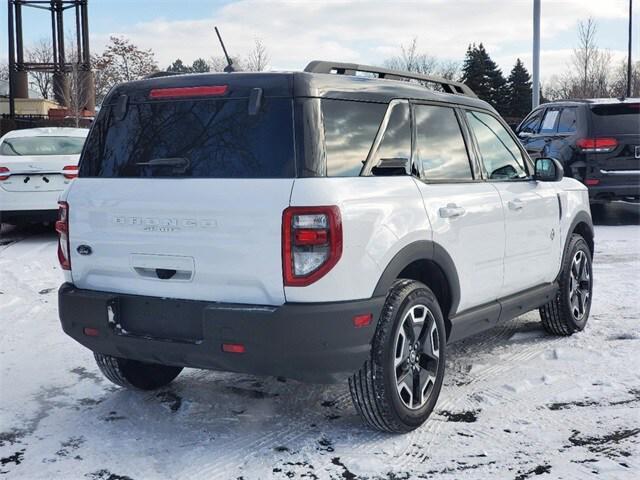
(371, 157, 410, 176)
(535, 157, 564, 182)
(518, 131, 533, 139)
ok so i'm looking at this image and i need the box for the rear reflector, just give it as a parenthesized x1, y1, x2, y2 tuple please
(353, 314, 373, 328)
(222, 343, 245, 353)
(62, 165, 79, 179)
(83, 327, 99, 337)
(585, 179, 600, 186)
(576, 137, 618, 153)
(0, 167, 9, 181)
(149, 85, 228, 99)
(56, 201, 71, 270)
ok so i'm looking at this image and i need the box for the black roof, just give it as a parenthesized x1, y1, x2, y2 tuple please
(545, 97, 640, 107)
(103, 71, 493, 112)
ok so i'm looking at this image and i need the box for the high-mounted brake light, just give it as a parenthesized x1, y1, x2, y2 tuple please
(148, 85, 228, 99)
(0, 167, 9, 181)
(282, 206, 342, 287)
(576, 137, 618, 153)
(56, 201, 71, 270)
(62, 165, 79, 179)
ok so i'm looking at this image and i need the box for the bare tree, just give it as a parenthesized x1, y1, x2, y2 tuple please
(571, 18, 611, 97)
(0, 63, 9, 81)
(54, 41, 92, 127)
(26, 39, 53, 99)
(92, 36, 158, 104)
(609, 59, 640, 97)
(245, 39, 270, 71)
(209, 55, 244, 72)
(382, 37, 461, 91)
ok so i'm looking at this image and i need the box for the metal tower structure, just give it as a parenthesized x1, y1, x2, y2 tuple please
(7, 0, 95, 117)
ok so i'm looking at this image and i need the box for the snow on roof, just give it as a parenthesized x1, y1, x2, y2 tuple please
(2, 127, 89, 138)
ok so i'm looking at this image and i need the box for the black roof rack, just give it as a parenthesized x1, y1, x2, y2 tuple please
(304, 60, 476, 98)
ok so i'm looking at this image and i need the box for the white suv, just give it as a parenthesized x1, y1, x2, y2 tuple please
(57, 62, 594, 432)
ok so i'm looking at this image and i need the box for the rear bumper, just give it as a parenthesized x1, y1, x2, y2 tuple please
(587, 170, 640, 201)
(58, 283, 384, 383)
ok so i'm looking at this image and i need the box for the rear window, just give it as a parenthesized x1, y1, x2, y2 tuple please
(322, 99, 386, 177)
(0, 136, 86, 156)
(80, 97, 295, 178)
(590, 103, 640, 136)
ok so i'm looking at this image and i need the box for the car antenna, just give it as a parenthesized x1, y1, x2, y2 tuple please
(214, 26, 237, 73)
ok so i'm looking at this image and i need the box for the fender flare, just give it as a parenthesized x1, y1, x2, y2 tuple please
(556, 209, 594, 281)
(372, 240, 461, 317)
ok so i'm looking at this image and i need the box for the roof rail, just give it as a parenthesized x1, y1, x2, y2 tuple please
(304, 60, 476, 98)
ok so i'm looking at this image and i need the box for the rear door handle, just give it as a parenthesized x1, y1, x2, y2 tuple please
(439, 203, 466, 219)
(508, 199, 524, 211)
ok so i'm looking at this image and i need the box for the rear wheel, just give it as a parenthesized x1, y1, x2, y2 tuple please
(539, 234, 593, 335)
(349, 280, 446, 433)
(94, 353, 183, 390)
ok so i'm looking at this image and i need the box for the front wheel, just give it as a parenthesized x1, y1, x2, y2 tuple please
(94, 353, 183, 390)
(349, 280, 446, 433)
(539, 234, 593, 335)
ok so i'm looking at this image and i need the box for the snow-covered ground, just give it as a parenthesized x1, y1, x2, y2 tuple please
(1, 203, 639, 480)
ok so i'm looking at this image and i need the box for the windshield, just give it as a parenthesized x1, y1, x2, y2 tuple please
(0, 136, 86, 156)
(590, 103, 640, 136)
(80, 97, 295, 178)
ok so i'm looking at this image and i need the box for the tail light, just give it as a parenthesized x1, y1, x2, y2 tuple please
(576, 137, 618, 153)
(0, 167, 9, 180)
(62, 165, 79, 179)
(56, 201, 71, 270)
(282, 206, 342, 286)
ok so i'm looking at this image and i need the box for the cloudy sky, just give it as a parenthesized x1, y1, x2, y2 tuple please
(3, 0, 638, 82)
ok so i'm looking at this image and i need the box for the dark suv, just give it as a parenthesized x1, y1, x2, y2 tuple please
(516, 98, 640, 203)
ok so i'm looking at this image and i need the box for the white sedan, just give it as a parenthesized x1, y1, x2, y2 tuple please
(0, 127, 88, 225)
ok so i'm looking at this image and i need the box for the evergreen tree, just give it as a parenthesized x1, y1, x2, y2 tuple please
(191, 58, 210, 73)
(506, 58, 532, 118)
(166, 58, 192, 73)
(461, 43, 509, 114)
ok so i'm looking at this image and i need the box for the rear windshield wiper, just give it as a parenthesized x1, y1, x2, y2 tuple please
(136, 157, 190, 173)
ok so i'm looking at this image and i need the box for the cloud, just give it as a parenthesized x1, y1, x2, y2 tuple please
(85, 0, 633, 80)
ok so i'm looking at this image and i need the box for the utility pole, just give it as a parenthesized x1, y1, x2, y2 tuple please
(532, 0, 541, 108)
(627, 0, 633, 98)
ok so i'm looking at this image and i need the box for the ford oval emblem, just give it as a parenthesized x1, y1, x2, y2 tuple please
(77, 244, 93, 256)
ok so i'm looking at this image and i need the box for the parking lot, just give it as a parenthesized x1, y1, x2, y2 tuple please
(1, 202, 639, 480)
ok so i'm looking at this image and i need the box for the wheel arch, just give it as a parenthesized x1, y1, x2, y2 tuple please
(372, 241, 461, 336)
(566, 210, 594, 256)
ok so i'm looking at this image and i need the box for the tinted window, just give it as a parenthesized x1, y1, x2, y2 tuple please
(519, 109, 543, 134)
(466, 110, 528, 180)
(370, 102, 412, 173)
(80, 97, 294, 178)
(0, 136, 86, 156)
(323, 100, 386, 177)
(557, 108, 577, 133)
(415, 105, 472, 180)
(539, 108, 560, 133)
(590, 103, 640, 135)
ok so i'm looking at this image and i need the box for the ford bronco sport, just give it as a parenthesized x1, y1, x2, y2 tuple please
(57, 61, 594, 433)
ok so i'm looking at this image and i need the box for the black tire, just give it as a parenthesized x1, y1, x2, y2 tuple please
(539, 234, 593, 336)
(94, 353, 183, 390)
(349, 280, 447, 433)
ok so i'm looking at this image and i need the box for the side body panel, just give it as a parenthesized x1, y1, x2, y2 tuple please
(286, 177, 431, 303)
(414, 182, 505, 313)
(492, 180, 562, 297)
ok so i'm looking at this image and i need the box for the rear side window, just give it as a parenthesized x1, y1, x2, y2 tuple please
(415, 105, 472, 181)
(0, 136, 86, 156)
(557, 108, 577, 133)
(590, 103, 640, 135)
(80, 97, 295, 178)
(322, 100, 386, 177)
(370, 102, 412, 173)
(539, 108, 560, 133)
